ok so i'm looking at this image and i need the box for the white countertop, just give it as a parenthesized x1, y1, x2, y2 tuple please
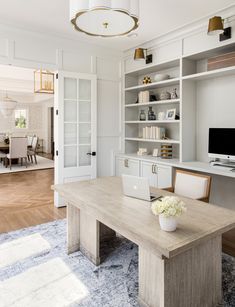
(117, 153, 235, 179)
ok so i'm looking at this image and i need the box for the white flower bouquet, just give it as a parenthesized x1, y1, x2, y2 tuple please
(151, 196, 187, 231)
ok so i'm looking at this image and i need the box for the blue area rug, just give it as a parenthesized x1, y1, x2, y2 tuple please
(0, 219, 234, 307)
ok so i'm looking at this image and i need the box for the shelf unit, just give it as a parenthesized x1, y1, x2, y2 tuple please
(123, 42, 235, 162)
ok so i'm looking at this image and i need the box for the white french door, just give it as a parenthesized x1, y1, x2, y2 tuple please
(54, 71, 97, 207)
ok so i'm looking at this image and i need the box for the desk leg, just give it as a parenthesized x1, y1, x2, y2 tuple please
(67, 203, 80, 254)
(138, 236, 222, 307)
(80, 210, 100, 265)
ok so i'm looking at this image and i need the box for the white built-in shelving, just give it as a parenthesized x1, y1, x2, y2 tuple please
(125, 138, 180, 144)
(125, 99, 180, 108)
(123, 42, 235, 162)
(125, 120, 180, 124)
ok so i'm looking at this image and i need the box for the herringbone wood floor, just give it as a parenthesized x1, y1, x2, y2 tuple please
(0, 169, 66, 233)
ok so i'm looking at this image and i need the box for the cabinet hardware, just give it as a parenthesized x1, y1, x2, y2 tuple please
(124, 159, 129, 168)
(152, 164, 155, 174)
(154, 164, 157, 174)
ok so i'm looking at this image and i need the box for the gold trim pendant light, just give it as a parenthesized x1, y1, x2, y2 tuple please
(70, 0, 139, 37)
(208, 16, 224, 35)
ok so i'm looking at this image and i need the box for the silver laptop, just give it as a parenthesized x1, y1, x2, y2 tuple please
(122, 175, 162, 202)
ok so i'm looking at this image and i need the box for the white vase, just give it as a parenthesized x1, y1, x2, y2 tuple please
(159, 215, 177, 232)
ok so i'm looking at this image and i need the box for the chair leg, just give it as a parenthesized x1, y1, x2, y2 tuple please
(25, 157, 27, 168)
(9, 159, 12, 170)
(30, 155, 33, 163)
(34, 154, 37, 164)
(21, 158, 23, 166)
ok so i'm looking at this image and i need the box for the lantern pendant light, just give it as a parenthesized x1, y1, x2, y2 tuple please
(70, 0, 139, 37)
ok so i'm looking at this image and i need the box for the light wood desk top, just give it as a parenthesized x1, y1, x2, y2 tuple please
(53, 176, 235, 258)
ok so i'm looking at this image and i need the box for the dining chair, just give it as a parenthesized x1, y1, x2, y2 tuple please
(165, 169, 212, 203)
(27, 136, 38, 164)
(0, 151, 7, 166)
(27, 135, 33, 149)
(6, 137, 28, 170)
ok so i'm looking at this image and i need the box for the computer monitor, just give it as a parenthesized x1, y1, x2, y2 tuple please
(208, 128, 235, 161)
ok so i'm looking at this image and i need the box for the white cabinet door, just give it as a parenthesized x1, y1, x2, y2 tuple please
(141, 161, 158, 187)
(54, 71, 97, 207)
(157, 165, 172, 189)
(116, 157, 139, 176)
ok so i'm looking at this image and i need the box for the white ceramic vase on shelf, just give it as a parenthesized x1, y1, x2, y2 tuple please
(159, 214, 177, 232)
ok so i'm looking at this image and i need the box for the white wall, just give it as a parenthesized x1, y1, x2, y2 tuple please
(0, 23, 122, 177)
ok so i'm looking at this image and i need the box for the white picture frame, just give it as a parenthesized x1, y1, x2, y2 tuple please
(152, 148, 159, 157)
(166, 108, 176, 120)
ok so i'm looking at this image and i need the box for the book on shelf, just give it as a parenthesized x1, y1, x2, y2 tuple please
(142, 126, 165, 139)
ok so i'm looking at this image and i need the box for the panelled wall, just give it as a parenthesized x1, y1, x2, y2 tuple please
(122, 5, 235, 210)
(0, 24, 122, 177)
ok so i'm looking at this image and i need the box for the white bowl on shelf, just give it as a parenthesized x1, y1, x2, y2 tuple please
(153, 74, 170, 82)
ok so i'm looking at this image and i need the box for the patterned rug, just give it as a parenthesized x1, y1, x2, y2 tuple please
(0, 219, 234, 307)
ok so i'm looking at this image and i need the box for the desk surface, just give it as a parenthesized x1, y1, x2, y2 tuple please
(53, 176, 235, 258)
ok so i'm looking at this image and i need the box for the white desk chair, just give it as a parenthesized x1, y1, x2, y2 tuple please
(7, 137, 28, 170)
(166, 169, 212, 203)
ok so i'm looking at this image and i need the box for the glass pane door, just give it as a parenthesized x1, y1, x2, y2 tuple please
(63, 77, 92, 169)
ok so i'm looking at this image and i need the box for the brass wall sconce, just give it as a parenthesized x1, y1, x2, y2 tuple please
(134, 48, 153, 64)
(207, 16, 231, 42)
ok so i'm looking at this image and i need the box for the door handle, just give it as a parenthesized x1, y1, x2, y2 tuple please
(86, 152, 96, 156)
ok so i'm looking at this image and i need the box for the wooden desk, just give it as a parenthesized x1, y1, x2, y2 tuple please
(53, 177, 235, 307)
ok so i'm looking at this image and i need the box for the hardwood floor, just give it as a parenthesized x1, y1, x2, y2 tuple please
(0, 169, 66, 233)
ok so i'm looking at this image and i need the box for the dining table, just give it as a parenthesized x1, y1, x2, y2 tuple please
(0, 142, 9, 152)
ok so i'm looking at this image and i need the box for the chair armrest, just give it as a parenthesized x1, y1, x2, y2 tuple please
(163, 187, 174, 193)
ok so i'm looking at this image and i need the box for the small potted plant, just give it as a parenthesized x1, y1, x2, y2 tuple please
(151, 196, 186, 232)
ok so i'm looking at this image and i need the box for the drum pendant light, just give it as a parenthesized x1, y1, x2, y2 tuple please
(70, 0, 139, 37)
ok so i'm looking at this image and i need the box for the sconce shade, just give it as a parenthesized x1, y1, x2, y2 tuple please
(134, 48, 145, 60)
(208, 16, 224, 35)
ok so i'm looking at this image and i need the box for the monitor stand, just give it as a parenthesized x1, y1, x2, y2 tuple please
(210, 160, 235, 171)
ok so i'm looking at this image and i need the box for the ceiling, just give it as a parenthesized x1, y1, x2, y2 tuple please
(0, 0, 234, 51)
(0, 65, 53, 103)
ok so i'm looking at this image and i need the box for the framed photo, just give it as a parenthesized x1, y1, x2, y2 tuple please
(166, 108, 176, 120)
(152, 148, 159, 157)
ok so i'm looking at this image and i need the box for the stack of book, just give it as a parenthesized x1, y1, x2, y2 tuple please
(142, 126, 165, 139)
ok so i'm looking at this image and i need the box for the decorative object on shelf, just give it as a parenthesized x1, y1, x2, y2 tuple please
(0, 92, 17, 118)
(207, 16, 231, 42)
(139, 110, 146, 121)
(34, 69, 54, 94)
(134, 48, 153, 64)
(166, 109, 176, 120)
(142, 76, 152, 84)
(158, 112, 165, 121)
(150, 94, 157, 101)
(170, 88, 178, 99)
(137, 148, 148, 156)
(153, 74, 170, 82)
(70, 0, 139, 37)
(143, 126, 165, 139)
(151, 196, 186, 232)
(138, 91, 150, 103)
(207, 51, 235, 71)
(152, 148, 159, 157)
(148, 106, 156, 120)
(161, 144, 173, 159)
(160, 90, 171, 100)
